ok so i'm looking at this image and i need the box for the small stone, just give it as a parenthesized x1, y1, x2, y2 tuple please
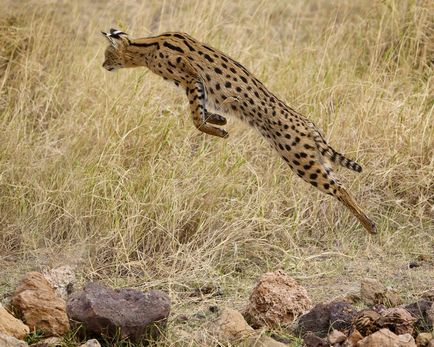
(0, 333, 29, 347)
(209, 307, 254, 343)
(79, 339, 101, 347)
(398, 333, 417, 346)
(244, 270, 311, 328)
(10, 272, 70, 336)
(42, 266, 76, 300)
(377, 307, 416, 335)
(343, 329, 363, 347)
(360, 278, 402, 307)
(352, 309, 381, 337)
(0, 304, 29, 339)
(356, 328, 416, 347)
(416, 333, 433, 347)
(30, 337, 62, 347)
(421, 289, 434, 301)
(67, 282, 170, 343)
(360, 278, 386, 305)
(303, 332, 328, 347)
(328, 329, 346, 344)
(243, 335, 288, 347)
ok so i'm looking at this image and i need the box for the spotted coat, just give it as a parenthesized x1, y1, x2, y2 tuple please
(101, 29, 376, 234)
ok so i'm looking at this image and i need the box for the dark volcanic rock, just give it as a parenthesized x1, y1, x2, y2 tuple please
(404, 300, 433, 332)
(297, 301, 357, 337)
(67, 282, 170, 343)
(329, 300, 357, 332)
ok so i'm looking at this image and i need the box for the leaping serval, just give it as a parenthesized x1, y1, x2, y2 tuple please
(101, 29, 376, 234)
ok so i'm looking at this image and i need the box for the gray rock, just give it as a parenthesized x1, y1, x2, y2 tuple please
(0, 333, 28, 347)
(79, 339, 101, 347)
(67, 282, 170, 343)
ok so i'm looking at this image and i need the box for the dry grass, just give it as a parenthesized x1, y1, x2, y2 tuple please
(0, 0, 433, 345)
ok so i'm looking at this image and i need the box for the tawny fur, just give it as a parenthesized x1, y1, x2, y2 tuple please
(101, 29, 376, 234)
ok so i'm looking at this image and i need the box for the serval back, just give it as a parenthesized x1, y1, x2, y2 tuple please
(101, 28, 376, 234)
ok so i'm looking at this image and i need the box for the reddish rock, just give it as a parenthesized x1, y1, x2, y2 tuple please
(328, 329, 346, 344)
(209, 307, 254, 343)
(343, 329, 363, 347)
(67, 282, 170, 343)
(352, 309, 381, 337)
(357, 328, 416, 347)
(303, 332, 328, 347)
(0, 304, 29, 339)
(416, 333, 433, 347)
(244, 270, 311, 328)
(10, 272, 70, 336)
(377, 307, 416, 335)
(360, 278, 402, 307)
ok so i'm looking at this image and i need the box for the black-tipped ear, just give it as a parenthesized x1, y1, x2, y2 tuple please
(109, 28, 128, 38)
(101, 31, 116, 46)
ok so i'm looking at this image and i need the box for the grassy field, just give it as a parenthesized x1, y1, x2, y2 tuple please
(0, 0, 433, 345)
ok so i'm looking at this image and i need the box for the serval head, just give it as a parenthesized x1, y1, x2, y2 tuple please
(101, 28, 130, 71)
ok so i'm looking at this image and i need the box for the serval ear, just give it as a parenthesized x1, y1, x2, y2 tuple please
(101, 28, 129, 48)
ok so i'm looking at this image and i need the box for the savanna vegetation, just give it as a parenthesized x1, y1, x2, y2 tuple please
(0, 0, 433, 345)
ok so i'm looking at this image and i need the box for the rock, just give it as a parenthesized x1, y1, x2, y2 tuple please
(353, 309, 381, 337)
(10, 272, 70, 336)
(79, 339, 101, 347)
(303, 332, 328, 347)
(30, 337, 62, 347)
(343, 329, 363, 347)
(421, 289, 434, 301)
(67, 282, 170, 343)
(360, 278, 402, 307)
(360, 278, 386, 305)
(243, 335, 288, 347)
(398, 334, 417, 346)
(42, 266, 75, 300)
(209, 307, 254, 343)
(428, 340, 434, 347)
(356, 328, 416, 347)
(297, 303, 330, 337)
(328, 329, 346, 344)
(404, 300, 433, 331)
(0, 304, 29, 339)
(244, 270, 311, 328)
(416, 333, 433, 347)
(329, 301, 358, 332)
(377, 307, 416, 335)
(297, 301, 357, 337)
(0, 333, 28, 347)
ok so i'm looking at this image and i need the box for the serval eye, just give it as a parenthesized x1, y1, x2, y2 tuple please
(102, 31, 376, 234)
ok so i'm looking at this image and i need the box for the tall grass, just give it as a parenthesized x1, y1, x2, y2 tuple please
(0, 0, 433, 343)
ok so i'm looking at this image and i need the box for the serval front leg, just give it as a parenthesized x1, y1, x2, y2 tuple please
(185, 78, 229, 138)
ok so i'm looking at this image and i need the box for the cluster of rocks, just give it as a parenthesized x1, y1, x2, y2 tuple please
(296, 278, 434, 347)
(0, 267, 433, 347)
(0, 267, 170, 346)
